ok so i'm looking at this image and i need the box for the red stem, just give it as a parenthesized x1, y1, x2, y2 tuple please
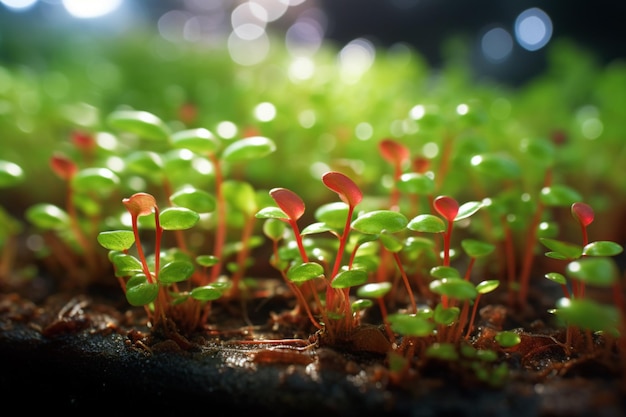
(289, 219, 309, 263)
(131, 215, 153, 283)
(209, 154, 226, 283)
(465, 294, 482, 339)
(230, 214, 257, 295)
(517, 168, 552, 307)
(464, 258, 476, 280)
(502, 218, 517, 306)
(153, 207, 162, 281)
(392, 252, 417, 313)
(443, 220, 452, 267)
(327, 205, 355, 320)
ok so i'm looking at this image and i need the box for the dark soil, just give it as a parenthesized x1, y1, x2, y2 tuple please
(1, 278, 625, 417)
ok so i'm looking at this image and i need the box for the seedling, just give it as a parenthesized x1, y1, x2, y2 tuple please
(541, 202, 624, 352)
(0, 160, 25, 281)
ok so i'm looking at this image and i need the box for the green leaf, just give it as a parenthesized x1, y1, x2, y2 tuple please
(97, 230, 135, 251)
(107, 109, 171, 140)
(433, 304, 460, 326)
(223, 180, 257, 215)
(191, 283, 228, 301)
(544, 251, 571, 261)
(331, 269, 368, 289)
(356, 282, 392, 299)
(426, 342, 459, 360)
(25, 204, 70, 230)
(221, 136, 276, 162)
(255, 206, 288, 220)
(545, 272, 567, 285)
(430, 278, 477, 300)
(404, 236, 435, 251)
(476, 280, 499, 294)
(72, 168, 120, 196)
(379, 233, 404, 252)
(351, 210, 408, 234)
(301, 222, 334, 235)
(287, 262, 324, 283)
(519, 137, 555, 165)
(196, 255, 220, 267)
(554, 298, 620, 332)
(583, 241, 624, 257)
(455, 201, 482, 221)
(566, 257, 619, 287)
(170, 187, 216, 213)
(537, 221, 559, 238)
(262, 218, 286, 240)
(495, 331, 521, 348)
(470, 153, 521, 179)
(388, 313, 435, 337)
(461, 239, 495, 258)
(430, 265, 460, 279)
(397, 172, 435, 195)
(351, 299, 374, 311)
(407, 214, 445, 233)
(171, 128, 220, 154)
(540, 185, 583, 207)
(126, 273, 159, 306)
(539, 238, 583, 260)
(126, 274, 159, 306)
(159, 207, 200, 230)
(314, 202, 350, 229)
(123, 151, 163, 177)
(0, 160, 24, 188)
(159, 260, 195, 284)
(110, 252, 143, 277)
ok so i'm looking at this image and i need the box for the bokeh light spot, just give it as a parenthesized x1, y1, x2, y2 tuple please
(286, 18, 324, 55)
(62, 0, 123, 18)
(288, 56, 315, 82)
(481, 27, 513, 62)
(515, 8, 552, 51)
(298, 109, 316, 128)
(217, 121, 238, 139)
(339, 38, 375, 84)
(581, 118, 603, 139)
(355, 122, 373, 140)
(456, 103, 469, 116)
(254, 102, 276, 122)
(250, 0, 288, 22)
(228, 31, 270, 65)
(1, 0, 37, 11)
(422, 142, 439, 158)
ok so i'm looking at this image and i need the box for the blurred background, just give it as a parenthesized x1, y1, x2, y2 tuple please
(1, 0, 624, 86)
(1, 0, 626, 273)
(1, 0, 626, 227)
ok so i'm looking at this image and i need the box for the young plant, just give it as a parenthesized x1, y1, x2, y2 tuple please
(541, 202, 624, 352)
(98, 192, 231, 334)
(25, 152, 120, 286)
(0, 160, 25, 282)
(107, 110, 276, 290)
(257, 171, 385, 343)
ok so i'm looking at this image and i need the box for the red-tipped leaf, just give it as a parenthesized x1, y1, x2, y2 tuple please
(123, 192, 157, 217)
(433, 195, 459, 223)
(571, 202, 594, 227)
(322, 171, 363, 207)
(50, 154, 78, 181)
(379, 138, 410, 168)
(269, 188, 305, 221)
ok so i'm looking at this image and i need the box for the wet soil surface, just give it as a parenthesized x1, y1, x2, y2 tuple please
(1, 284, 625, 417)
